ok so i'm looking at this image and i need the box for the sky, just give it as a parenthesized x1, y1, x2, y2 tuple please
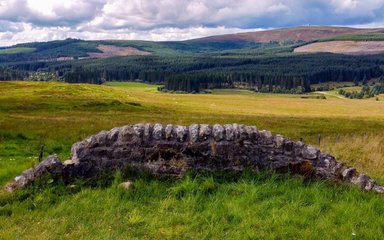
(1, 0, 384, 46)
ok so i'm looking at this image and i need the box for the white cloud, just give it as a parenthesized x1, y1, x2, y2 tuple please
(330, 0, 384, 15)
(85, 0, 292, 30)
(0, 0, 104, 26)
(0, 23, 263, 46)
(0, 0, 384, 46)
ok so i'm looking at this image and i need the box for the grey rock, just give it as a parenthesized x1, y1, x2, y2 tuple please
(244, 126, 257, 140)
(373, 185, 384, 193)
(119, 181, 134, 190)
(213, 124, 224, 141)
(224, 124, 234, 141)
(143, 124, 152, 140)
(342, 167, 356, 180)
(199, 124, 211, 140)
(174, 125, 188, 142)
(260, 130, 273, 145)
(153, 124, 163, 140)
(352, 174, 374, 191)
(232, 124, 240, 139)
(133, 124, 145, 138)
(63, 160, 74, 166)
(41, 155, 63, 175)
(118, 126, 136, 143)
(301, 146, 319, 160)
(274, 135, 285, 149)
(260, 130, 272, 139)
(165, 124, 173, 140)
(189, 124, 199, 142)
(107, 127, 121, 142)
(70, 142, 83, 164)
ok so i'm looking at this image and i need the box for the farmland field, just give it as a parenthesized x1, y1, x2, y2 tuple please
(0, 47, 36, 55)
(0, 81, 384, 239)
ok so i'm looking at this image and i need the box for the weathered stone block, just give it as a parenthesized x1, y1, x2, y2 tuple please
(189, 124, 199, 142)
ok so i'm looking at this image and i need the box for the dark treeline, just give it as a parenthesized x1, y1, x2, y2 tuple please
(164, 72, 311, 93)
(59, 54, 384, 93)
(0, 67, 28, 81)
(1, 53, 384, 93)
(0, 39, 101, 63)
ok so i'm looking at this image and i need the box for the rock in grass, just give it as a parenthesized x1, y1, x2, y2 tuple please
(119, 181, 134, 190)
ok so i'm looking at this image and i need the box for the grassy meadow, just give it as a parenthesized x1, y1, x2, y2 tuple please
(0, 81, 384, 239)
(0, 47, 36, 55)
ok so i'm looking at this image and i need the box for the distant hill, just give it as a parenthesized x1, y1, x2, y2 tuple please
(187, 26, 384, 43)
(294, 41, 384, 55)
(1, 26, 384, 93)
(2, 26, 384, 60)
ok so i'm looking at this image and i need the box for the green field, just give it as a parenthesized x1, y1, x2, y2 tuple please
(0, 47, 36, 55)
(1, 81, 384, 239)
(321, 33, 384, 42)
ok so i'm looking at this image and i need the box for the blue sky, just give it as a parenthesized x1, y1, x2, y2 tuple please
(1, 0, 384, 46)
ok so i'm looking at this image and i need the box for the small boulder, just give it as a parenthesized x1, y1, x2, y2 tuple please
(189, 124, 199, 142)
(301, 146, 319, 160)
(63, 159, 75, 166)
(213, 124, 224, 141)
(119, 181, 134, 191)
(342, 167, 356, 180)
(153, 124, 163, 140)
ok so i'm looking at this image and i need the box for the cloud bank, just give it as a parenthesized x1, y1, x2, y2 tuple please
(0, 0, 384, 46)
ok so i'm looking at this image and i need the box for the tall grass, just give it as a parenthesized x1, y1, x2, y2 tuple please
(321, 133, 384, 182)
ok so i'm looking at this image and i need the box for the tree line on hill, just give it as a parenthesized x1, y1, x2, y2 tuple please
(1, 53, 384, 93)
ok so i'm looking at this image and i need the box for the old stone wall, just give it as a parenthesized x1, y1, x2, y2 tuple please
(5, 123, 384, 193)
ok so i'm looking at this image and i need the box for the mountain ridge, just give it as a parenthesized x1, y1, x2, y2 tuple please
(186, 26, 384, 43)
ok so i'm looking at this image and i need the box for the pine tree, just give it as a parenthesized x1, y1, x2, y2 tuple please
(353, 76, 359, 86)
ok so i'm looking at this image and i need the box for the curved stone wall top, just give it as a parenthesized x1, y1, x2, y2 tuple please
(5, 123, 384, 194)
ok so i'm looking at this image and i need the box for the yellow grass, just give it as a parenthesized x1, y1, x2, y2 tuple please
(0, 81, 383, 181)
(321, 134, 384, 181)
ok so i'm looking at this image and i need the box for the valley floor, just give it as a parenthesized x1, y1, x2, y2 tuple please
(0, 81, 383, 239)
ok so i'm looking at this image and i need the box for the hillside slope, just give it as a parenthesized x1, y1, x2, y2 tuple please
(294, 41, 384, 55)
(187, 26, 384, 43)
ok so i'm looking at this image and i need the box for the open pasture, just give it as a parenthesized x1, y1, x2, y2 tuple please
(0, 81, 383, 239)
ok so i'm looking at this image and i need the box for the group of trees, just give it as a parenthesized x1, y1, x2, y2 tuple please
(338, 75, 384, 99)
(0, 67, 28, 80)
(1, 48, 384, 93)
(163, 72, 311, 93)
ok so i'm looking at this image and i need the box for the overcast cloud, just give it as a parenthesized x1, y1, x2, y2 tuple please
(0, 0, 384, 46)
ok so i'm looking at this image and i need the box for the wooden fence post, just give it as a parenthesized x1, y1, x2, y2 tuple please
(38, 144, 45, 162)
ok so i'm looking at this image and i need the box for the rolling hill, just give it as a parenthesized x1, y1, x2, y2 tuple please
(187, 26, 384, 43)
(1, 26, 384, 60)
(294, 41, 384, 55)
(1, 26, 384, 93)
